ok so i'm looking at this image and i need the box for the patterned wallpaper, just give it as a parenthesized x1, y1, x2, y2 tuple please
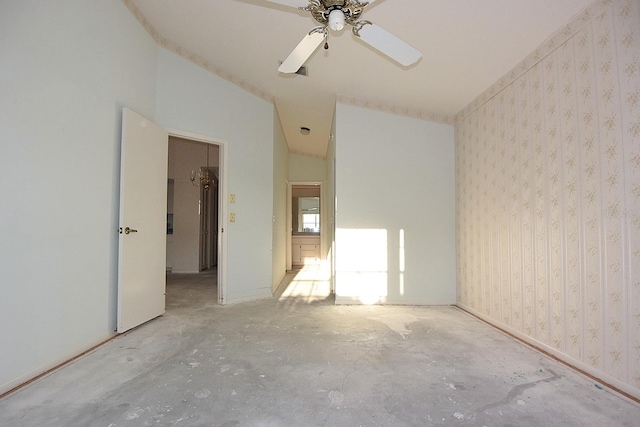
(455, 0, 640, 398)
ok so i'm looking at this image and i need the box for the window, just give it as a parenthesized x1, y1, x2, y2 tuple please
(302, 213, 320, 233)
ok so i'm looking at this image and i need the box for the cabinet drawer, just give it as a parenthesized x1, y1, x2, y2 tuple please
(300, 244, 318, 251)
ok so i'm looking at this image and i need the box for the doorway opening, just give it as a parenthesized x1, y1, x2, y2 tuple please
(278, 182, 332, 301)
(166, 134, 225, 305)
(287, 183, 323, 270)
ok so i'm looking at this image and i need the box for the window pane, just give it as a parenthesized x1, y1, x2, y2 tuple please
(302, 214, 320, 232)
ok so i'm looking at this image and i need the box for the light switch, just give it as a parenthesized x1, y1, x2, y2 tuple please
(230, 213, 236, 222)
(230, 194, 236, 203)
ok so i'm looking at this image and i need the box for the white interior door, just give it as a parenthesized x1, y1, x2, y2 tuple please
(117, 108, 168, 333)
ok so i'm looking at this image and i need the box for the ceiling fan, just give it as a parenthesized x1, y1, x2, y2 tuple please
(260, 0, 422, 73)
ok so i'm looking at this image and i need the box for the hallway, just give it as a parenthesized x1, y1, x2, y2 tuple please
(166, 269, 219, 313)
(0, 273, 638, 426)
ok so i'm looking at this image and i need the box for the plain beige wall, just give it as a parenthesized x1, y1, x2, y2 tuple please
(289, 153, 326, 182)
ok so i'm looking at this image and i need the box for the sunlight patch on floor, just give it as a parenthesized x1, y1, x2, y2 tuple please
(278, 262, 332, 302)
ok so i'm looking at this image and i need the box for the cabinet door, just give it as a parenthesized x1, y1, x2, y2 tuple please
(300, 244, 320, 263)
(292, 244, 302, 264)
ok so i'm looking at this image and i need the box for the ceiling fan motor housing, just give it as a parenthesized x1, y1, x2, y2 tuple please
(328, 9, 345, 31)
(306, 0, 368, 30)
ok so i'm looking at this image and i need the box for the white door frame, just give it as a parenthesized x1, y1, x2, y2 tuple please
(166, 128, 228, 305)
(286, 180, 292, 271)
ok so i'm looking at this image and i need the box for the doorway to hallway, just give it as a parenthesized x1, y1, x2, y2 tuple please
(166, 268, 218, 313)
(288, 182, 323, 270)
(166, 135, 223, 304)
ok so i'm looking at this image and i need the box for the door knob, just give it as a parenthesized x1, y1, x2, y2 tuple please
(125, 227, 138, 234)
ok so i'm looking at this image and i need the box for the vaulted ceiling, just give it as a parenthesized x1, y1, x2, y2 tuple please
(126, 0, 596, 158)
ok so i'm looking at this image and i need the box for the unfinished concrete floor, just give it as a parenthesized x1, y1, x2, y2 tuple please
(1, 268, 639, 426)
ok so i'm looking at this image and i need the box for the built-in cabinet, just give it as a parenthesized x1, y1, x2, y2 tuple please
(291, 235, 320, 265)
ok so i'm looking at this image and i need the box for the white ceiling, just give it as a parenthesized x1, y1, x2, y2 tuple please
(128, 0, 596, 158)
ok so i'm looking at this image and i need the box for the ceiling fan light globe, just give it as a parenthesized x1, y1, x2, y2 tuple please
(328, 9, 345, 32)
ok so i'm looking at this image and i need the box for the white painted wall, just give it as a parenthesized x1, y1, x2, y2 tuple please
(334, 104, 456, 305)
(289, 154, 327, 182)
(0, 1, 157, 394)
(272, 109, 289, 290)
(155, 47, 274, 303)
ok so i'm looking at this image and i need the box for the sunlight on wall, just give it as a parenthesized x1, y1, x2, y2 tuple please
(335, 228, 388, 304)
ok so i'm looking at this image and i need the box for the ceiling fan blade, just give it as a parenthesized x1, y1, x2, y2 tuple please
(278, 30, 325, 73)
(354, 22, 422, 67)
(263, 0, 310, 8)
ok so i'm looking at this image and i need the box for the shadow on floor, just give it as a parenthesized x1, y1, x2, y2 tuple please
(166, 268, 218, 313)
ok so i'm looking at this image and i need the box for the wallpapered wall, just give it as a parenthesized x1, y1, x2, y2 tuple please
(455, 0, 640, 398)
